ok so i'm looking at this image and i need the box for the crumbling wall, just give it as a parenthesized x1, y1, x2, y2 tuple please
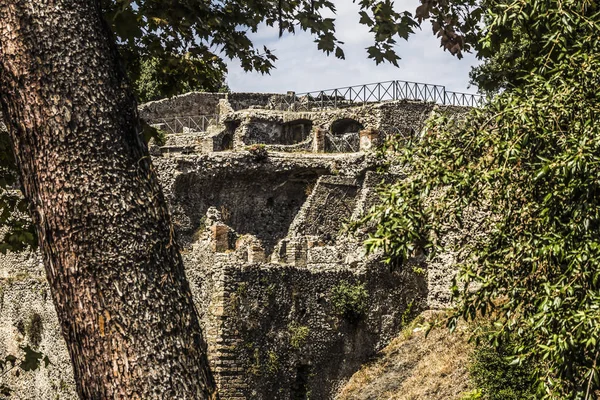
(0, 252, 78, 400)
(153, 153, 372, 253)
(0, 93, 472, 400)
(287, 176, 360, 243)
(178, 171, 427, 399)
(227, 93, 289, 111)
(220, 101, 437, 152)
(187, 257, 427, 400)
(138, 92, 291, 121)
(158, 157, 324, 254)
(139, 92, 226, 120)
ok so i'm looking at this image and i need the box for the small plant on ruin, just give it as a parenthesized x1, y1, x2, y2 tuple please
(219, 205, 232, 224)
(266, 351, 279, 374)
(247, 144, 268, 162)
(249, 348, 261, 376)
(191, 216, 207, 242)
(288, 323, 310, 350)
(330, 281, 369, 323)
(304, 183, 315, 196)
(25, 313, 43, 348)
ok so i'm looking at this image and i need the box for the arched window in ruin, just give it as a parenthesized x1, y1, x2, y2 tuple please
(282, 119, 313, 145)
(212, 120, 240, 151)
(326, 118, 363, 153)
(221, 134, 233, 151)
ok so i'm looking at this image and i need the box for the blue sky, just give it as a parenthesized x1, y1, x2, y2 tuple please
(224, 0, 481, 94)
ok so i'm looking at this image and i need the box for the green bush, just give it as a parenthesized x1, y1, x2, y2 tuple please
(468, 342, 536, 400)
(330, 281, 369, 323)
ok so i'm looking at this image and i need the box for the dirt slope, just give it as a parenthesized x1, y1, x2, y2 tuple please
(336, 311, 473, 400)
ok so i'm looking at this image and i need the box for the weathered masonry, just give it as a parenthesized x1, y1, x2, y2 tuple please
(0, 87, 470, 399)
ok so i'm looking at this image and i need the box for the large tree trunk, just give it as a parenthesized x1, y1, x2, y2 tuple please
(0, 1, 217, 398)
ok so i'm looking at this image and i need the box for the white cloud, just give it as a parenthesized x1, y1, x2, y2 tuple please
(225, 0, 481, 94)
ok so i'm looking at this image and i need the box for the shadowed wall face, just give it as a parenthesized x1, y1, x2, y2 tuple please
(171, 168, 324, 253)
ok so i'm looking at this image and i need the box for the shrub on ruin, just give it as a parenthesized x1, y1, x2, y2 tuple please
(247, 144, 268, 162)
(330, 281, 369, 323)
(288, 323, 310, 350)
(26, 313, 43, 348)
(141, 120, 168, 147)
(467, 342, 536, 400)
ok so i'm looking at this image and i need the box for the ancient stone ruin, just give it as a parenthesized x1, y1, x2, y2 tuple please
(0, 88, 470, 399)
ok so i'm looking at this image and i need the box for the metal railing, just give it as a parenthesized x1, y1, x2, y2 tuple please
(279, 80, 485, 110)
(147, 115, 219, 134)
(325, 132, 360, 153)
(144, 80, 484, 134)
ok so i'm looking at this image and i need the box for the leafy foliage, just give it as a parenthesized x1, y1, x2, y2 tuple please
(467, 0, 595, 94)
(361, 1, 600, 398)
(99, 0, 431, 92)
(415, 0, 485, 59)
(330, 281, 369, 323)
(468, 328, 537, 400)
(0, 126, 36, 254)
(133, 56, 228, 103)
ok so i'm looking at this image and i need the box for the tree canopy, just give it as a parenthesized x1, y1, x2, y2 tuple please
(100, 0, 493, 99)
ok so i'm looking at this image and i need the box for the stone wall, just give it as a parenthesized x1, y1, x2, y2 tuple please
(184, 249, 426, 400)
(179, 165, 428, 398)
(138, 91, 457, 155)
(0, 252, 78, 400)
(0, 92, 471, 399)
(153, 152, 372, 252)
(221, 101, 438, 152)
(139, 92, 227, 120)
(138, 92, 290, 121)
(227, 93, 289, 111)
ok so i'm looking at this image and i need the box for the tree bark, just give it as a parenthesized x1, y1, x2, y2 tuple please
(0, 1, 218, 398)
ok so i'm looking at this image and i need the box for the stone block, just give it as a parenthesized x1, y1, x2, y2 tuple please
(360, 128, 380, 151)
(313, 128, 326, 153)
(286, 239, 307, 267)
(307, 246, 340, 265)
(248, 245, 266, 263)
(201, 136, 217, 153)
(211, 224, 231, 252)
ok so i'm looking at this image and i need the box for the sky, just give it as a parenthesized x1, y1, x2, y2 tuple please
(224, 0, 481, 95)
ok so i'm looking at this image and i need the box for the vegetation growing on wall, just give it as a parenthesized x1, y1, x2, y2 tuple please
(288, 323, 310, 350)
(330, 281, 369, 323)
(0, 346, 51, 397)
(247, 144, 269, 162)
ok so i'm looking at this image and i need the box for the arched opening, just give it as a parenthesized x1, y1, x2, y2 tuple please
(221, 134, 233, 151)
(331, 118, 364, 135)
(327, 118, 363, 153)
(282, 119, 313, 145)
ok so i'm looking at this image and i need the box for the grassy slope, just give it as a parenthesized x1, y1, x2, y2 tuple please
(336, 311, 473, 400)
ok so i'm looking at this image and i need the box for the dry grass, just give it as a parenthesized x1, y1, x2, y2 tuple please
(337, 311, 473, 400)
